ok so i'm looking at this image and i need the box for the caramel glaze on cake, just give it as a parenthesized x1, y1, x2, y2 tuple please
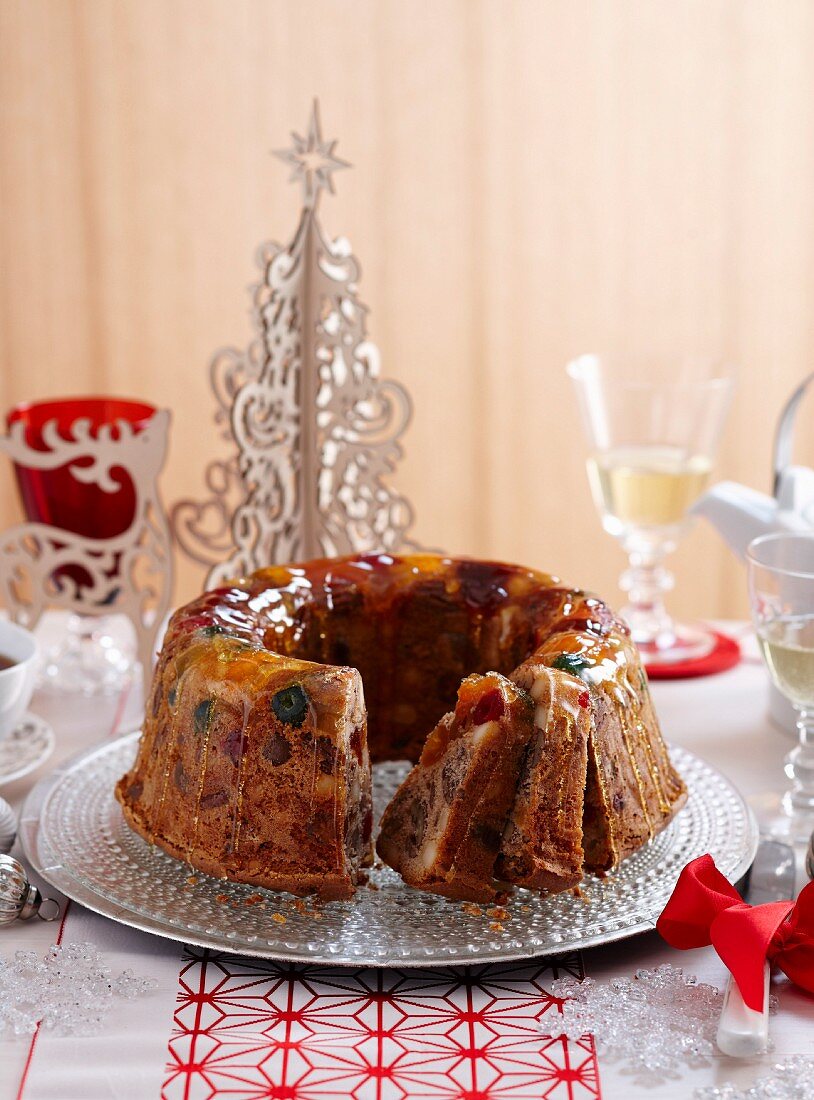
(116, 553, 687, 902)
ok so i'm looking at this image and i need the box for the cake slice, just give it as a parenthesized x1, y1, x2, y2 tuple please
(580, 665, 688, 874)
(116, 636, 373, 901)
(375, 672, 534, 902)
(496, 661, 591, 894)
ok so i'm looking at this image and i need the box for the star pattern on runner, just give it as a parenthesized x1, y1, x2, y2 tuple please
(163, 949, 601, 1099)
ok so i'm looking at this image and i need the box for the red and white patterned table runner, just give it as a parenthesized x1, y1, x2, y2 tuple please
(163, 950, 601, 1099)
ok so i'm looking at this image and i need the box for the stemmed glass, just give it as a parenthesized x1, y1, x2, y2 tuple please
(6, 396, 156, 696)
(567, 354, 733, 667)
(748, 532, 814, 842)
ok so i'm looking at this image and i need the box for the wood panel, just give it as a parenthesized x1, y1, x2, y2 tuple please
(2, 0, 814, 621)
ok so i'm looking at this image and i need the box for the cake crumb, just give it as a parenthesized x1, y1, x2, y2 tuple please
(461, 902, 482, 917)
(367, 881, 380, 891)
(520, 904, 531, 913)
(486, 905, 508, 921)
(271, 912, 287, 924)
(244, 893, 264, 906)
(292, 898, 308, 913)
(186, 875, 198, 885)
(308, 910, 323, 920)
(489, 921, 505, 933)
(215, 893, 229, 904)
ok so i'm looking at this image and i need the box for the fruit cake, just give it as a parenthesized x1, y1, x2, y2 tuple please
(115, 553, 687, 901)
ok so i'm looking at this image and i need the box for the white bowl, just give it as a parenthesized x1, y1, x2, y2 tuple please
(0, 622, 38, 739)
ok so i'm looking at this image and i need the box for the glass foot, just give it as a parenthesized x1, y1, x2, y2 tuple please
(37, 614, 136, 697)
(633, 621, 716, 667)
(748, 790, 814, 847)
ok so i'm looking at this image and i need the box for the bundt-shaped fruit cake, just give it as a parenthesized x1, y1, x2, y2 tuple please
(116, 553, 687, 902)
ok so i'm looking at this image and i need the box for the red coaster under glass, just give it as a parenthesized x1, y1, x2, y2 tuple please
(644, 631, 741, 680)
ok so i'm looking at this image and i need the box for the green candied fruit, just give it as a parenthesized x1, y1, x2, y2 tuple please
(551, 652, 592, 678)
(271, 684, 309, 728)
(193, 698, 214, 734)
(168, 684, 178, 708)
(639, 669, 650, 696)
(199, 624, 225, 638)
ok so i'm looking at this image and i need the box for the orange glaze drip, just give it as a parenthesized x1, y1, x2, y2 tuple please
(636, 716, 672, 816)
(189, 703, 215, 862)
(617, 707, 654, 839)
(230, 699, 252, 855)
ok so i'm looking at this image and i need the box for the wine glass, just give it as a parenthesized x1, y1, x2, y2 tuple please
(6, 396, 156, 696)
(748, 532, 814, 842)
(567, 354, 734, 666)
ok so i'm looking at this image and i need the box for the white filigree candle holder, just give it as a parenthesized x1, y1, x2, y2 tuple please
(171, 100, 420, 585)
(0, 408, 173, 696)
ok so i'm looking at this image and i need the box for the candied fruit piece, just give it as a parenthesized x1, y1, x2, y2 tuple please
(198, 624, 225, 638)
(551, 652, 592, 678)
(263, 731, 292, 766)
(349, 725, 364, 764)
(173, 759, 189, 793)
(457, 560, 509, 611)
(578, 690, 591, 709)
(271, 684, 309, 727)
(200, 789, 229, 809)
(472, 688, 504, 725)
(223, 725, 244, 766)
(193, 699, 213, 734)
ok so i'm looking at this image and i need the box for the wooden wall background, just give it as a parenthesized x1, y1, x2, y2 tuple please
(2, 0, 814, 619)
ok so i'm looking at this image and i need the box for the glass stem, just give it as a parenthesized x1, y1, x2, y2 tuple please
(619, 545, 676, 648)
(787, 709, 814, 813)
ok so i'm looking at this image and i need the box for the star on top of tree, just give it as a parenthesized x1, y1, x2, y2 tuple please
(274, 100, 351, 209)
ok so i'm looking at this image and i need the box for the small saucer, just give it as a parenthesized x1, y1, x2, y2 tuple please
(0, 713, 56, 786)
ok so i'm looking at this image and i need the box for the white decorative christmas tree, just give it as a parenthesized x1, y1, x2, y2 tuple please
(172, 101, 419, 586)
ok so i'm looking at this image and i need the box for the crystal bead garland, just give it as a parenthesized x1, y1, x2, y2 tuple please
(0, 943, 157, 1036)
(552, 965, 778, 1089)
(696, 1056, 814, 1100)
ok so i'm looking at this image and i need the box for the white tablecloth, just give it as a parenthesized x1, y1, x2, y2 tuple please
(1, 623, 812, 1100)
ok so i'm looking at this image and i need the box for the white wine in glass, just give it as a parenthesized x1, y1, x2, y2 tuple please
(568, 355, 733, 666)
(587, 446, 713, 537)
(749, 535, 814, 841)
(757, 617, 814, 711)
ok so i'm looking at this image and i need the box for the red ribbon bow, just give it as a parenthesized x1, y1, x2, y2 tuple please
(656, 853, 814, 1012)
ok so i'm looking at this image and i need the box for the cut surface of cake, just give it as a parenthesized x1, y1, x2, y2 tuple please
(495, 661, 591, 894)
(376, 673, 534, 902)
(116, 552, 687, 902)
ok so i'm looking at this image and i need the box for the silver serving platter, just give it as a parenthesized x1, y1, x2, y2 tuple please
(21, 732, 757, 967)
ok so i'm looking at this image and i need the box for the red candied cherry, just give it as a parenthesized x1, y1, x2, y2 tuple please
(472, 689, 505, 725)
(578, 690, 591, 710)
(177, 613, 212, 632)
